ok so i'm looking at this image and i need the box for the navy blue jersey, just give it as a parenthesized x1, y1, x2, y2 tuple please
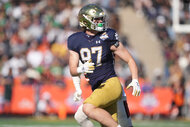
(68, 28, 119, 90)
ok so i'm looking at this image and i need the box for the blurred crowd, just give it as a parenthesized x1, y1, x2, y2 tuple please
(124, 0, 190, 119)
(0, 0, 190, 119)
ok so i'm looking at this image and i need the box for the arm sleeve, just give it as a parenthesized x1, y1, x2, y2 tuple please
(67, 36, 78, 52)
(72, 76, 81, 91)
(108, 29, 120, 47)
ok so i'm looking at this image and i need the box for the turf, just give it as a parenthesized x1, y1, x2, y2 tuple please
(0, 116, 100, 127)
(0, 116, 190, 127)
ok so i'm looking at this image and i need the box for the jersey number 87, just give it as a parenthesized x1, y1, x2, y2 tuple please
(80, 46, 102, 66)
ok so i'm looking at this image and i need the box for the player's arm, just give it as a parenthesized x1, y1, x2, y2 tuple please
(111, 42, 138, 79)
(110, 42, 141, 96)
(69, 51, 87, 101)
(69, 50, 80, 76)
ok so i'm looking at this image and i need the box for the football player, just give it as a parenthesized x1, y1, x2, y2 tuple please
(67, 4, 140, 127)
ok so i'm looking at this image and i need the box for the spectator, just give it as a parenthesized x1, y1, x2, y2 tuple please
(26, 40, 43, 68)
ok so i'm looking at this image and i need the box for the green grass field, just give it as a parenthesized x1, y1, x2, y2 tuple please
(0, 116, 190, 127)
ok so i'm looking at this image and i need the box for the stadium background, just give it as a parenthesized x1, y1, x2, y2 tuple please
(0, 0, 190, 126)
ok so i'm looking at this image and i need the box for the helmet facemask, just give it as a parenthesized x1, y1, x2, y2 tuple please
(91, 17, 106, 31)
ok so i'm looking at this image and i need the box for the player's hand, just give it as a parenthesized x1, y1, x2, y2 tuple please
(73, 89, 82, 102)
(77, 59, 95, 74)
(127, 79, 141, 96)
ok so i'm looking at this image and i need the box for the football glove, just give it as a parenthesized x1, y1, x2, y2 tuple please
(127, 79, 141, 96)
(77, 59, 95, 74)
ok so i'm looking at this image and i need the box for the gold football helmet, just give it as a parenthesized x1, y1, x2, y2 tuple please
(78, 4, 106, 31)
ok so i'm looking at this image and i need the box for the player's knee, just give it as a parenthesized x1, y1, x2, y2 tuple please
(83, 103, 95, 117)
(74, 105, 87, 123)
